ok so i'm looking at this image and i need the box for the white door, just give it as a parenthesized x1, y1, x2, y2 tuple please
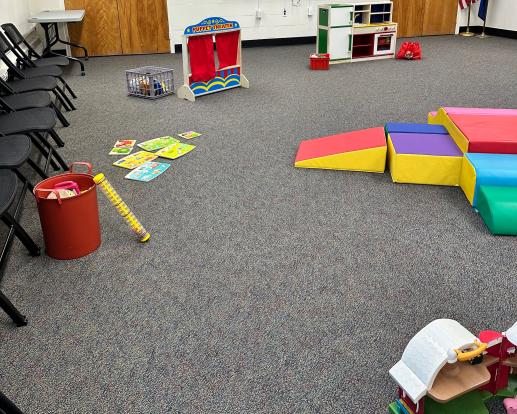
(329, 6, 353, 27)
(329, 27, 352, 60)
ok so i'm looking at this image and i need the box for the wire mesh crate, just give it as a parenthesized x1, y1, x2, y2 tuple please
(125, 66, 174, 99)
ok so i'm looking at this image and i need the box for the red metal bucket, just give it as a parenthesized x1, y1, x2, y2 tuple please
(33, 162, 101, 260)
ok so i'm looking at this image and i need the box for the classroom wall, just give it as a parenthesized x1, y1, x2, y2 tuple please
(4, 0, 514, 57)
(29, 0, 65, 15)
(0, 0, 33, 76)
(0, 0, 33, 34)
(170, 0, 517, 46)
(167, 0, 328, 45)
(455, 0, 517, 33)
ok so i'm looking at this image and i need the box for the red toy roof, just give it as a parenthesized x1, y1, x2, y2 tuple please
(479, 330, 503, 346)
(450, 114, 517, 154)
(295, 127, 386, 162)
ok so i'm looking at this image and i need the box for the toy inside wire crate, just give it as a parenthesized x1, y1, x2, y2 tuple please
(126, 66, 174, 99)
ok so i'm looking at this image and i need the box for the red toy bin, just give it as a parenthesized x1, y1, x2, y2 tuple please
(33, 162, 101, 260)
(310, 53, 330, 70)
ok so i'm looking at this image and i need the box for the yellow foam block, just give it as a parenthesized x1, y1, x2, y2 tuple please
(428, 107, 469, 153)
(387, 137, 462, 186)
(459, 156, 476, 205)
(294, 146, 386, 173)
(428, 112, 438, 123)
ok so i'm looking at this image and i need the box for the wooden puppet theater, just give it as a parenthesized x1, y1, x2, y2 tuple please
(178, 17, 250, 102)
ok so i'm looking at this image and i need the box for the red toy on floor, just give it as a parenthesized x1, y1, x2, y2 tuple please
(396, 42, 422, 60)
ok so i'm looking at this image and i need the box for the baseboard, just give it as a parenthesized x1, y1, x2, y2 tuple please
(242, 36, 315, 48)
(459, 26, 517, 39)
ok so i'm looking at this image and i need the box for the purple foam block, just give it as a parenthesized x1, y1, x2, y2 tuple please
(390, 133, 463, 157)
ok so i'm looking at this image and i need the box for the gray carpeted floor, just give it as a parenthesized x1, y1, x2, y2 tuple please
(1, 35, 516, 413)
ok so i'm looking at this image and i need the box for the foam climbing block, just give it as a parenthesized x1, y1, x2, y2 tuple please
(448, 113, 517, 153)
(387, 130, 463, 186)
(428, 107, 470, 153)
(459, 153, 517, 206)
(429, 107, 517, 154)
(443, 107, 517, 116)
(385, 123, 447, 135)
(477, 185, 517, 236)
(294, 127, 387, 172)
(428, 111, 438, 123)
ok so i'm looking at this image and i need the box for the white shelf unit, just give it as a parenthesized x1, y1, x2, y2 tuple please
(316, 2, 397, 64)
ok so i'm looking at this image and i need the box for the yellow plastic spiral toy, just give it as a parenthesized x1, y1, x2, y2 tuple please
(93, 173, 151, 243)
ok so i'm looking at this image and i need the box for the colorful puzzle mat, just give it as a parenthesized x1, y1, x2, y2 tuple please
(387, 125, 462, 186)
(430, 107, 517, 154)
(460, 153, 517, 206)
(294, 127, 386, 172)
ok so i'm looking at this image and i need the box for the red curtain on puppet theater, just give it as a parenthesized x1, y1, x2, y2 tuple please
(188, 35, 216, 83)
(215, 31, 240, 69)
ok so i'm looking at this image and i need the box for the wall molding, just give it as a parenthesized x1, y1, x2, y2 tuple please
(459, 26, 517, 39)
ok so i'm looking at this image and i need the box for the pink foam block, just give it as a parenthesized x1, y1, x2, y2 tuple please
(444, 107, 517, 116)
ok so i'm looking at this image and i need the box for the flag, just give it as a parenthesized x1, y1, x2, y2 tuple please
(478, 0, 489, 20)
(459, 0, 476, 9)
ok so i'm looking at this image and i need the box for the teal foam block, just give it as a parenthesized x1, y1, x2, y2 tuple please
(477, 185, 517, 235)
(466, 153, 517, 207)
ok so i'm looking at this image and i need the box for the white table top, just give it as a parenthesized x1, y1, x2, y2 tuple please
(29, 10, 85, 24)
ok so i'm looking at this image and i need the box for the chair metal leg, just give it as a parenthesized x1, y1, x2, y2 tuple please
(26, 158, 48, 179)
(1, 212, 40, 257)
(52, 90, 72, 112)
(58, 76, 77, 99)
(50, 102, 70, 128)
(48, 147, 68, 171)
(0, 290, 28, 328)
(33, 133, 68, 171)
(56, 86, 76, 111)
(13, 169, 34, 193)
(48, 128, 65, 148)
(29, 133, 60, 171)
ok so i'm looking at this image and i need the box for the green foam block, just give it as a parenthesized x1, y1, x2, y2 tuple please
(477, 185, 517, 235)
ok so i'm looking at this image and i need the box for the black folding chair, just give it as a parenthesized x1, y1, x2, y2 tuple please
(3, 21, 87, 76)
(1, 23, 70, 69)
(0, 135, 48, 192)
(0, 75, 73, 113)
(0, 33, 76, 111)
(0, 97, 68, 172)
(0, 78, 69, 127)
(0, 170, 40, 327)
(0, 31, 77, 100)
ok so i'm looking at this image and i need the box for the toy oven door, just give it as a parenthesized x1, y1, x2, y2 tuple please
(373, 32, 395, 55)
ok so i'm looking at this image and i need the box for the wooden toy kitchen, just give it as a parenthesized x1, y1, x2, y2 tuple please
(317, 1, 397, 64)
